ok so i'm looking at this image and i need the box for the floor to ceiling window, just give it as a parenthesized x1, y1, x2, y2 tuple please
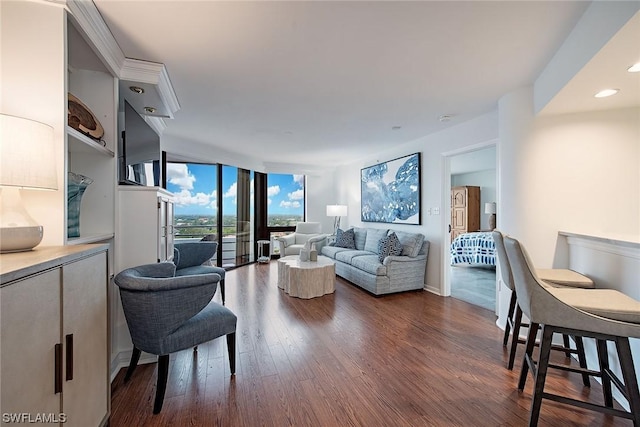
(166, 162, 218, 241)
(166, 162, 302, 264)
(221, 165, 254, 267)
(265, 173, 305, 256)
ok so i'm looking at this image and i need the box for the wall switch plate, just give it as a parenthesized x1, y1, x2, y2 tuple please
(433, 207, 440, 215)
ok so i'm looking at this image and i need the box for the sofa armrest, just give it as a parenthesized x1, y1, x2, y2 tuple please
(308, 234, 329, 252)
(383, 253, 426, 265)
(276, 233, 295, 255)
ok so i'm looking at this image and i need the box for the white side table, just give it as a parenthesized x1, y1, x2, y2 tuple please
(257, 240, 270, 263)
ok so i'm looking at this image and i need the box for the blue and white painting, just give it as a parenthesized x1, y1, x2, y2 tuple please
(361, 153, 421, 224)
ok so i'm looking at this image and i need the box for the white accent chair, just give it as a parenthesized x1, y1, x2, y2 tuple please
(276, 222, 328, 257)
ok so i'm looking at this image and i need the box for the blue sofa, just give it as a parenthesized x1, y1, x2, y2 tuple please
(321, 227, 429, 295)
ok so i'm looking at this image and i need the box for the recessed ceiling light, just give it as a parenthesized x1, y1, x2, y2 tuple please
(144, 106, 157, 114)
(129, 86, 144, 94)
(594, 89, 619, 98)
(392, 126, 402, 130)
(628, 63, 640, 73)
(439, 115, 452, 122)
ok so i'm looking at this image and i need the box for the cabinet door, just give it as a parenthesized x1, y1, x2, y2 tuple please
(1, 270, 62, 421)
(166, 200, 175, 262)
(62, 251, 108, 427)
(158, 196, 167, 262)
(452, 188, 467, 208)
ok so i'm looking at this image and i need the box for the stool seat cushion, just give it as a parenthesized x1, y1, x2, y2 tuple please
(536, 268, 594, 288)
(549, 288, 640, 324)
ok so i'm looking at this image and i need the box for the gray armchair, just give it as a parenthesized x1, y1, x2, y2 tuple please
(276, 222, 328, 256)
(174, 241, 228, 304)
(114, 262, 237, 414)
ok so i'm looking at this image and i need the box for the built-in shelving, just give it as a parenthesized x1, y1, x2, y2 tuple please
(65, 16, 117, 247)
(67, 126, 114, 157)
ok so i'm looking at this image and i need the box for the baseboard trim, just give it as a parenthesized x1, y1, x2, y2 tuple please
(110, 350, 157, 383)
(424, 284, 442, 295)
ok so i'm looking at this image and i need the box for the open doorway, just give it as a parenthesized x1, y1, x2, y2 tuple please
(444, 144, 497, 312)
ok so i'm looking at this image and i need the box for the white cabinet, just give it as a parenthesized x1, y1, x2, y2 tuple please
(0, 245, 109, 426)
(117, 186, 175, 270)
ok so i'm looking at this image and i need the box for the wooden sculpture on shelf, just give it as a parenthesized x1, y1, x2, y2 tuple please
(68, 93, 104, 140)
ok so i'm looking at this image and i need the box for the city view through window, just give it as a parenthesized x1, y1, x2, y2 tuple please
(166, 163, 304, 240)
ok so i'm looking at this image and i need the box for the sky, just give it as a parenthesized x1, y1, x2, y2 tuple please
(166, 163, 304, 217)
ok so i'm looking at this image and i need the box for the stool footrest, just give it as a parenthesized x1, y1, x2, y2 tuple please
(542, 392, 634, 420)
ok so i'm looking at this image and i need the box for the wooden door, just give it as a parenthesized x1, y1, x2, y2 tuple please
(451, 187, 468, 240)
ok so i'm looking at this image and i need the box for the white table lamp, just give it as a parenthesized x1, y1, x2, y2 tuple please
(326, 204, 348, 235)
(485, 202, 496, 230)
(1, 114, 57, 252)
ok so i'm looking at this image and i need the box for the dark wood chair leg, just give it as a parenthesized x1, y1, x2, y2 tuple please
(153, 354, 170, 414)
(504, 291, 517, 346)
(596, 339, 613, 407)
(227, 332, 236, 374)
(519, 321, 540, 391)
(572, 335, 590, 387)
(221, 279, 226, 305)
(508, 305, 524, 370)
(529, 326, 554, 427)
(124, 347, 141, 382)
(562, 334, 572, 357)
(615, 337, 640, 425)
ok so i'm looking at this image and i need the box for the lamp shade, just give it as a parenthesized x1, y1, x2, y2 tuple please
(326, 204, 348, 217)
(0, 114, 57, 190)
(1, 114, 57, 252)
(484, 202, 496, 215)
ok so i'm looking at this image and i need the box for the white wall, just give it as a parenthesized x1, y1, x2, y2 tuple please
(332, 111, 499, 293)
(305, 173, 337, 234)
(503, 106, 640, 267)
(1, 1, 66, 246)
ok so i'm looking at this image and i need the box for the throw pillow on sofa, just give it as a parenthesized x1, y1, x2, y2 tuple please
(364, 228, 388, 253)
(335, 228, 356, 249)
(377, 232, 403, 262)
(392, 230, 425, 257)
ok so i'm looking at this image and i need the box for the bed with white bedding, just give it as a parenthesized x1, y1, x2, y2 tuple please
(450, 231, 496, 266)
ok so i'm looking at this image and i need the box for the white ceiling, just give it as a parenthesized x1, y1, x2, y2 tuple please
(92, 1, 632, 169)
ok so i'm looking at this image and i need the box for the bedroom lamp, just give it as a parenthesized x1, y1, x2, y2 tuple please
(326, 204, 348, 235)
(485, 202, 496, 230)
(0, 114, 57, 253)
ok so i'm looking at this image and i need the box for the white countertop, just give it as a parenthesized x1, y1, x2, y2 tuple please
(0, 244, 109, 285)
(559, 231, 640, 249)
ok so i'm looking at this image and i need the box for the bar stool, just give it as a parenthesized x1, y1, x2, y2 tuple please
(493, 231, 593, 373)
(504, 235, 640, 426)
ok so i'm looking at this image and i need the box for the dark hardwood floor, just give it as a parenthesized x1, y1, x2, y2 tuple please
(110, 260, 631, 426)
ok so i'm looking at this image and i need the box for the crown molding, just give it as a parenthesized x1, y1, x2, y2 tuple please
(121, 59, 180, 118)
(144, 116, 167, 136)
(65, 0, 125, 77)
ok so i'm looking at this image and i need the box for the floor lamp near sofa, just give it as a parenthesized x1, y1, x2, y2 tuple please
(326, 204, 348, 235)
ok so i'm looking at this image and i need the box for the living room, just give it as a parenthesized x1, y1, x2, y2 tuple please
(1, 1, 639, 426)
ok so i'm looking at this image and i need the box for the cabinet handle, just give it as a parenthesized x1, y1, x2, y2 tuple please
(65, 334, 74, 381)
(54, 343, 62, 394)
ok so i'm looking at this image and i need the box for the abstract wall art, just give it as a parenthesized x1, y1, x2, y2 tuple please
(361, 152, 421, 224)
